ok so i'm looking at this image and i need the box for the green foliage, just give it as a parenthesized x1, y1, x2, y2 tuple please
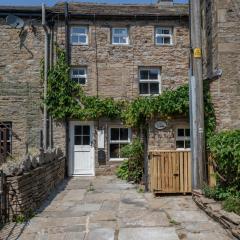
(45, 46, 122, 121)
(116, 138, 144, 183)
(203, 185, 240, 215)
(116, 160, 129, 181)
(208, 130, 240, 191)
(122, 85, 189, 127)
(203, 184, 233, 201)
(223, 196, 240, 215)
(13, 209, 35, 223)
(203, 82, 216, 142)
(44, 47, 190, 125)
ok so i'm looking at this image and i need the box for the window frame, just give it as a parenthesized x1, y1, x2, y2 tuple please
(109, 127, 131, 161)
(111, 27, 129, 45)
(0, 122, 12, 155)
(176, 127, 191, 150)
(70, 67, 87, 85)
(70, 26, 89, 45)
(139, 67, 161, 96)
(155, 27, 173, 46)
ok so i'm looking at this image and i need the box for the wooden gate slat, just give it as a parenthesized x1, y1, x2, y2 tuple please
(180, 152, 184, 192)
(169, 152, 173, 192)
(187, 152, 192, 192)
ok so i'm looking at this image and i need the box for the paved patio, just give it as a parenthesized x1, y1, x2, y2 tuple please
(1, 176, 234, 240)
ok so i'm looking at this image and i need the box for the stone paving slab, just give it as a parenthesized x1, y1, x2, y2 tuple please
(85, 228, 115, 240)
(0, 176, 234, 240)
(118, 227, 179, 240)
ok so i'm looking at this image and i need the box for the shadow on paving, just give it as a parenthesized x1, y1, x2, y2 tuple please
(0, 177, 71, 240)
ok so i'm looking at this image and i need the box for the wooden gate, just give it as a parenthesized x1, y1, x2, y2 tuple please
(149, 150, 191, 194)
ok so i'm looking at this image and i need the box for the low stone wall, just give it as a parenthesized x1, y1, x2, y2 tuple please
(193, 190, 240, 239)
(2, 149, 65, 221)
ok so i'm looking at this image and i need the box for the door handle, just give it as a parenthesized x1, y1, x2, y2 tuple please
(173, 173, 179, 176)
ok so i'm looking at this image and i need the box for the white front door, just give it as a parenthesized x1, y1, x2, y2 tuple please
(69, 121, 95, 176)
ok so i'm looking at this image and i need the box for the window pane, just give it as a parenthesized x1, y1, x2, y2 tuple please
(150, 83, 159, 94)
(119, 37, 127, 43)
(113, 37, 119, 43)
(156, 28, 163, 34)
(78, 78, 86, 84)
(156, 28, 171, 35)
(140, 83, 149, 94)
(72, 69, 79, 75)
(177, 129, 184, 137)
(156, 36, 164, 44)
(185, 140, 191, 148)
(111, 128, 119, 140)
(72, 27, 86, 34)
(78, 36, 87, 43)
(185, 129, 190, 137)
(140, 70, 149, 80)
(114, 28, 127, 34)
(164, 37, 171, 44)
(120, 128, 128, 141)
(163, 29, 170, 34)
(75, 136, 82, 145)
(75, 126, 82, 135)
(78, 69, 85, 75)
(83, 136, 90, 145)
(71, 36, 78, 43)
(176, 140, 184, 148)
(110, 144, 120, 158)
(149, 69, 159, 80)
(72, 78, 79, 83)
(83, 126, 90, 135)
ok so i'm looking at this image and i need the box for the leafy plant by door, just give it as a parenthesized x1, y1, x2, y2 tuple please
(116, 138, 144, 183)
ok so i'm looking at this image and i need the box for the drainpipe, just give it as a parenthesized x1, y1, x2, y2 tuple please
(64, 2, 69, 176)
(42, 4, 49, 151)
(49, 20, 54, 149)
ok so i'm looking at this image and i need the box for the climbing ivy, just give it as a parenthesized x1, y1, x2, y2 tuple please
(122, 85, 189, 128)
(45, 47, 122, 121)
(43, 47, 215, 135)
(203, 81, 216, 143)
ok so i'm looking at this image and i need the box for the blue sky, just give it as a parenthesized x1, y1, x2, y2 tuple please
(0, 0, 188, 6)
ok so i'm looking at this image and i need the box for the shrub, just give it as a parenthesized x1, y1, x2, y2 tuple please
(116, 160, 129, 181)
(116, 138, 144, 183)
(208, 130, 240, 191)
(223, 196, 240, 215)
(203, 184, 232, 201)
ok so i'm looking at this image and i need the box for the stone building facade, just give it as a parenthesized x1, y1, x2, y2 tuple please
(0, 8, 44, 158)
(201, 0, 240, 131)
(0, 3, 189, 175)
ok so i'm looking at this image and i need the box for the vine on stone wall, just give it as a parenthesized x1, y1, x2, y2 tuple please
(43, 47, 215, 133)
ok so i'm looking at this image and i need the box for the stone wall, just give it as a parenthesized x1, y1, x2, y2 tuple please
(201, 0, 240, 130)
(54, 17, 190, 171)
(3, 149, 65, 220)
(56, 18, 189, 99)
(148, 118, 189, 151)
(0, 18, 44, 157)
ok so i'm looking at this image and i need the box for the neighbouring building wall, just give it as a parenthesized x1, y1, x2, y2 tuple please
(0, 18, 44, 158)
(202, 0, 240, 131)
